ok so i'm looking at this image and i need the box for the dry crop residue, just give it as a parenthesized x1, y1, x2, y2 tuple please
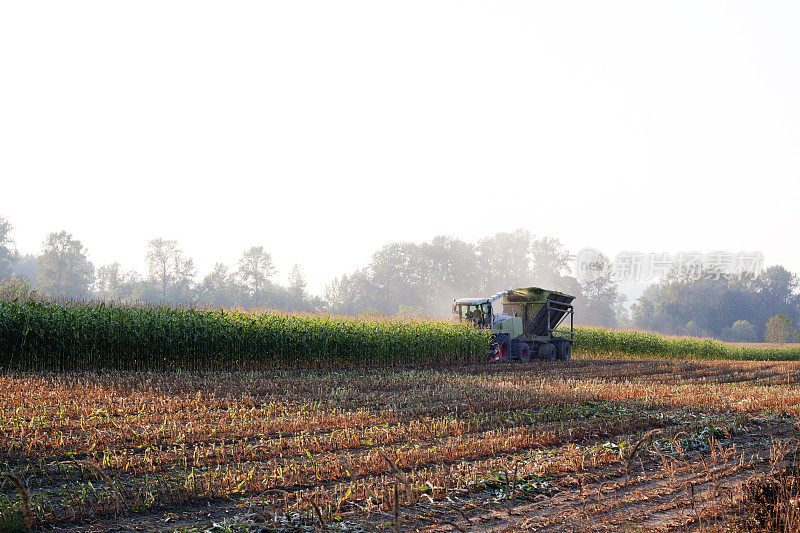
(1, 358, 798, 532)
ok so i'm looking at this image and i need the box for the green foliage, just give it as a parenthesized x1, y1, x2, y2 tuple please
(580, 272, 625, 328)
(765, 314, 800, 344)
(94, 262, 140, 301)
(145, 238, 197, 303)
(326, 231, 580, 317)
(197, 262, 239, 308)
(146, 238, 179, 300)
(0, 299, 491, 371)
(10, 254, 38, 286)
(632, 266, 800, 340)
(572, 326, 800, 360)
(37, 231, 94, 299)
(730, 319, 757, 342)
(0, 215, 19, 280)
(237, 246, 276, 304)
(0, 504, 27, 533)
(0, 278, 37, 301)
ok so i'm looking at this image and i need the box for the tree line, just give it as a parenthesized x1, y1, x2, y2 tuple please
(627, 265, 800, 343)
(1, 214, 798, 342)
(0, 217, 621, 323)
(0, 219, 317, 312)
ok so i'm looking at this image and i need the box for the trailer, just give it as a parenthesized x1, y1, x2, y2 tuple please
(452, 286, 575, 362)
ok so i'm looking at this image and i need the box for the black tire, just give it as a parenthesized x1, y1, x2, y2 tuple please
(553, 339, 572, 361)
(554, 339, 565, 359)
(492, 334, 511, 363)
(510, 340, 531, 362)
(547, 338, 568, 361)
(538, 343, 556, 361)
(498, 339, 511, 362)
(519, 342, 531, 362)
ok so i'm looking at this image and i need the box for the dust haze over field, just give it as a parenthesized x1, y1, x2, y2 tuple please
(1, 2, 799, 297)
(2, 2, 799, 339)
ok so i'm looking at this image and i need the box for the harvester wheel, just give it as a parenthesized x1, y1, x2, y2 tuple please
(510, 340, 529, 362)
(498, 339, 511, 362)
(552, 339, 572, 360)
(560, 341, 572, 361)
(538, 343, 556, 361)
(519, 342, 531, 362)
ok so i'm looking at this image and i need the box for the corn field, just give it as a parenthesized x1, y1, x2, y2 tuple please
(573, 326, 800, 360)
(0, 299, 491, 371)
(3, 298, 800, 372)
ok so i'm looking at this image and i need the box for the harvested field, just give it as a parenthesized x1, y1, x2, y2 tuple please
(1, 357, 799, 531)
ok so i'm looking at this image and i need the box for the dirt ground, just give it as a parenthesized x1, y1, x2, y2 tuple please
(2, 358, 799, 532)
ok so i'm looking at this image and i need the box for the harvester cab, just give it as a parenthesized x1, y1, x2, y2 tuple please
(453, 287, 575, 363)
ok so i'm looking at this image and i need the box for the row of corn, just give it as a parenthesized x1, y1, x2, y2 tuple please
(572, 326, 800, 361)
(0, 299, 491, 371)
(4, 298, 798, 371)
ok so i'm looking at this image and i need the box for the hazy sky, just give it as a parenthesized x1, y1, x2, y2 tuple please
(1, 1, 798, 295)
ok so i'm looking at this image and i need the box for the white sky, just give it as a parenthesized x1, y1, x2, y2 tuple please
(1, 1, 798, 295)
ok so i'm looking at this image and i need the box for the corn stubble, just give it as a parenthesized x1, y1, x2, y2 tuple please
(1, 359, 800, 530)
(3, 299, 800, 529)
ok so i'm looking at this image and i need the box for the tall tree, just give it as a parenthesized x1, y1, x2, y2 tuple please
(198, 263, 238, 308)
(420, 236, 481, 315)
(476, 229, 535, 292)
(529, 236, 583, 299)
(170, 255, 197, 303)
(369, 242, 430, 313)
(11, 254, 38, 285)
(37, 231, 94, 298)
(630, 295, 656, 331)
(324, 269, 379, 315)
(530, 236, 572, 283)
(424, 236, 478, 290)
(625, 264, 800, 339)
(765, 314, 800, 344)
(758, 265, 798, 319)
(94, 262, 139, 301)
(0, 215, 19, 280)
(146, 238, 179, 300)
(323, 231, 585, 317)
(237, 246, 276, 305)
(729, 319, 757, 342)
(288, 264, 307, 298)
(579, 272, 625, 327)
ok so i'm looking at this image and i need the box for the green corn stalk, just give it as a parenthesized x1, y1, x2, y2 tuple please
(0, 299, 492, 371)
